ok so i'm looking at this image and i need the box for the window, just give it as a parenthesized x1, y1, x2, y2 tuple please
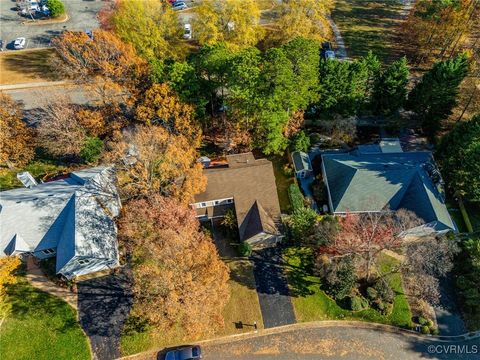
(226, 199, 233, 204)
(215, 200, 220, 205)
(201, 202, 207, 207)
(42, 248, 56, 255)
(77, 259, 90, 265)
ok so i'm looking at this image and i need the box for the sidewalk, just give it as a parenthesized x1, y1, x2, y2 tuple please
(0, 80, 70, 90)
(26, 256, 78, 310)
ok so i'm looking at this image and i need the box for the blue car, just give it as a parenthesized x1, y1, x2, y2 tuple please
(165, 346, 202, 360)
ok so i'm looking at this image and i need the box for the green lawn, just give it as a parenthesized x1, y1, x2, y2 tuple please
(0, 276, 90, 360)
(332, 0, 407, 62)
(0, 161, 69, 190)
(270, 155, 295, 213)
(284, 247, 412, 329)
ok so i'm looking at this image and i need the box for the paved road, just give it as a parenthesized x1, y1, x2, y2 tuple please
(198, 326, 480, 360)
(251, 247, 296, 328)
(0, 0, 102, 50)
(77, 270, 133, 360)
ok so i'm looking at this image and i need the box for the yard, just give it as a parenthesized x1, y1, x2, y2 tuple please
(0, 275, 90, 360)
(120, 226, 264, 356)
(332, 0, 408, 62)
(0, 161, 69, 190)
(0, 49, 60, 85)
(270, 155, 295, 213)
(283, 247, 413, 329)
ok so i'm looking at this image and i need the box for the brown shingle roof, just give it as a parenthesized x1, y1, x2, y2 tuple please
(194, 153, 281, 240)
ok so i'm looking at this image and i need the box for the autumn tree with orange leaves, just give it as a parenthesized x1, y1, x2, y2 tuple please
(0, 93, 35, 168)
(119, 195, 230, 338)
(105, 125, 205, 203)
(320, 209, 422, 279)
(51, 29, 147, 106)
(135, 83, 201, 147)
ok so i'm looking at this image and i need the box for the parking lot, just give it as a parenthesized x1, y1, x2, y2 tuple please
(0, 0, 103, 50)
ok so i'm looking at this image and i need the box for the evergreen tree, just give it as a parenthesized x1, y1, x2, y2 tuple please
(407, 53, 469, 134)
(371, 57, 409, 115)
(437, 114, 480, 201)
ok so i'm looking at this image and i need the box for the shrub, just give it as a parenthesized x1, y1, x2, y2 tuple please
(324, 256, 356, 300)
(418, 316, 428, 326)
(366, 287, 378, 301)
(288, 183, 305, 211)
(46, 0, 65, 17)
(420, 325, 430, 334)
(348, 296, 369, 311)
(431, 328, 440, 335)
(283, 164, 294, 177)
(373, 277, 394, 303)
(80, 136, 103, 163)
(291, 130, 311, 152)
(238, 242, 252, 257)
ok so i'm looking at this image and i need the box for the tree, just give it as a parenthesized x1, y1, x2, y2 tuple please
(319, 255, 356, 300)
(402, 235, 460, 305)
(80, 137, 104, 164)
(271, 0, 334, 45)
(0, 257, 21, 328)
(407, 53, 469, 134)
(36, 96, 86, 158)
(51, 30, 146, 105)
(287, 207, 319, 243)
(109, 0, 186, 61)
(0, 93, 35, 168)
(291, 130, 310, 152)
(192, 0, 264, 51)
(221, 208, 237, 230)
(371, 57, 409, 115)
(437, 114, 480, 200)
(135, 83, 201, 147)
(119, 195, 230, 337)
(321, 210, 422, 279)
(46, 0, 65, 18)
(105, 125, 206, 202)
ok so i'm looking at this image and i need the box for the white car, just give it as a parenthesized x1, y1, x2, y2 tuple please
(183, 24, 192, 40)
(14, 37, 26, 50)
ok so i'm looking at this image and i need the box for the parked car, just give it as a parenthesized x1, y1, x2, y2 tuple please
(85, 29, 94, 40)
(321, 42, 335, 60)
(183, 24, 192, 40)
(14, 37, 26, 50)
(165, 346, 202, 360)
(172, 1, 187, 10)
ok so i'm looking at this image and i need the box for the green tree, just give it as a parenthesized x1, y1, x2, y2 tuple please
(437, 114, 480, 200)
(371, 57, 409, 115)
(110, 0, 185, 60)
(46, 0, 65, 18)
(288, 207, 318, 243)
(291, 130, 310, 152)
(80, 137, 103, 164)
(407, 53, 469, 134)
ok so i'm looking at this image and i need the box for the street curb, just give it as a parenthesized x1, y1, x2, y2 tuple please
(22, 13, 70, 26)
(0, 80, 70, 90)
(120, 320, 480, 359)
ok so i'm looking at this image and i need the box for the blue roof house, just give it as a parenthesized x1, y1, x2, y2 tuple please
(0, 166, 121, 279)
(321, 146, 456, 234)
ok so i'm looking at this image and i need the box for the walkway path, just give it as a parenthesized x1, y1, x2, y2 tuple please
(251, 247, 296, 328)
(328, 17, 348, 60)
(25, 256, 77, 310)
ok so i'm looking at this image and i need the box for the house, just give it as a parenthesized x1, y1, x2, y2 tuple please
(291, 151, 313, 179)
(191, 153, 282, 248)
(321, 143, 456, 234)
(0, 166, 121, 279)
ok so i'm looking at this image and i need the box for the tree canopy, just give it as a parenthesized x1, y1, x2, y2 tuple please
(0, 93, 35, 168)
(437, 114, 480, 200)
(119, 195, 230, 337)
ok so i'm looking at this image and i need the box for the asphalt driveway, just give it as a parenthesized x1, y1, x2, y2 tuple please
(251, 247, 296, 328)
(77, 269, 133, 360)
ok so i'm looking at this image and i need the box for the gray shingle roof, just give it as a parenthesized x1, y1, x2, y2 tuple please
(322, 152, 455, 231)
